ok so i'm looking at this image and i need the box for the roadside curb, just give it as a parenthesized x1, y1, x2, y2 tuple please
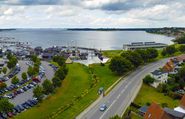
(76, 95, 103, 119)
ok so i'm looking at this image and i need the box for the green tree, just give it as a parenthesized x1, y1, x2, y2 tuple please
(121, 51, 143, 67)
(42, 79, 54, 94)
(178, 65, 185, 82)
(174, 34, 185, 44)
(33, 85, 44, 101)
(27, 66, 36, 77)
(11, 76, 19, 84)
(146, 48, 158, 59)
(7, 55, 18, 69)
(109, 56, 133, 75)
(2, 67, 7, 74)
(143, 75, 155, 85)
(31, 55, 38, 63)
(0, 98, 14, 113)
(179, 45, 185, 52)
(22, 72, 27, 80)
(162, 45, 176, 56)
(0, 82, 7, 90)
(52, 76, 62, 87)
(55, 67, 68, 80)
(135, 49, 149, 62)
(52, 56, 66, 67)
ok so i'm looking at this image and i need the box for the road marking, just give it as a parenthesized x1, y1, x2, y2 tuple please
(99, 99, 117, 119)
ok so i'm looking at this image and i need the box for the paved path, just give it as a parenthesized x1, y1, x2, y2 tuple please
(77, 58, 169, 119)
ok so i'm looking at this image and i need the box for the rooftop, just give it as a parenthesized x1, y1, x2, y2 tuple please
(151, 70, 166, 76)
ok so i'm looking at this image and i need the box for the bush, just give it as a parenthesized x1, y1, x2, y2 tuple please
(143, 75, 155, 85)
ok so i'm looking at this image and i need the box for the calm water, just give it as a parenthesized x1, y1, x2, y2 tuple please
(0, 29, 174, 50)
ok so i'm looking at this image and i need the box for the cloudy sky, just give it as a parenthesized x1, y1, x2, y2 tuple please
(0, 0, 185, 28)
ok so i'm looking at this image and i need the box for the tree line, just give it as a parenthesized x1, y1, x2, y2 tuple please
(33, 56, 68, 101)
(109, 48, 158, 75)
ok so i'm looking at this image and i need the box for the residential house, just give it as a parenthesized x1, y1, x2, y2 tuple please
(175, 54, 185, 64)
(175, 95, 185, 114)
(162, 59, 176, 74)
(150, 70, 168, 88)
(164, 108, 185, 119)
(139, 105, 148, 116)
(144, 103, 172, 119)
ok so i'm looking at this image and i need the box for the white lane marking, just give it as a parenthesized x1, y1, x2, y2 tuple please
(99, 99, 117, 119)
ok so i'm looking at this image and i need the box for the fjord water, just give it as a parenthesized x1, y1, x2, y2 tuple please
(0, 29, 173, 50)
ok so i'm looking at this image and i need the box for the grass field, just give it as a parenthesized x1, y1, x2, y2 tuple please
(134, 84, 179, 108)
(131, 112, 143, 119)
(102, 50, 123, 58)
(16, 63, 120, 119)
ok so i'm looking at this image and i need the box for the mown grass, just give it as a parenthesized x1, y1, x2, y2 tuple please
(102, 50, 123, 58)
(15, 63, 120, 119)
(134, 84, 179, 108)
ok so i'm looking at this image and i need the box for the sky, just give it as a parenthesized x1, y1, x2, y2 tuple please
(0, 0, 185, 28)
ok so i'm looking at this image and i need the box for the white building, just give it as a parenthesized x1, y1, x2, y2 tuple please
(150, 70, 168, 88)
(174, 95, 185, 114)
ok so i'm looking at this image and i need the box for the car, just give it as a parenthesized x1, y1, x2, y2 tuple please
(99, 104, 107, 111)
(7, 112, 13, 117)
(21, 103, 30, 109)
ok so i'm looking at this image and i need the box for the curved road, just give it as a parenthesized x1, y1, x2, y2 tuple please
(77, 58, 169, 119)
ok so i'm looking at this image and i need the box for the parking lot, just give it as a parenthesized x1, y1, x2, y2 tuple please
(9, 60, 55, 105)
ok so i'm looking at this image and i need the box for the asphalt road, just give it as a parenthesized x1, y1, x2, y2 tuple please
(10, 61, 54, 105)
(77, 58, 169, 119)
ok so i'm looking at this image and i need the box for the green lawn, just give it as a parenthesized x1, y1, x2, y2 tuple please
(16, 63, 120, 119)
(131, 112, 143, 119)
(134, 84, 179, 108)
(102, 50, 123, 58)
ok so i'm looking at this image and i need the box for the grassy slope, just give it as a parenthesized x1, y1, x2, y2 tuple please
(16, 63, 120, 119)
(102, 50, 123, 58)
(134, 84, 179, 108)
(16, 63, 91, 119)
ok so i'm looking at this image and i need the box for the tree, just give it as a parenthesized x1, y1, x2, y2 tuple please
(174, 34, 185, 44)
(135, 49, 149, 62)
(7, 55, 18, 69)
(179, 45, 185, 52)
(52, 76, 62, 87)
(33, 85, 44, 101)
(2, 67, 7, 74)
(11, 76, 19, 84)
(109, 56, 133, 75)
(55, 67, 68, 80)
(143, 75, 155, 85)
(146, 48, 158, 59)
(52, 56, 66, 67)
(121, 51, 143, 67)
(0, 82, 7, 90)
(42, 79, 54, 94)
(0, 98, 14, 113)
(162, 45, 176, 56)
(27, 66, 36, 77)
(178, 65, 185, 82)
(22, 72, 27, 80)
